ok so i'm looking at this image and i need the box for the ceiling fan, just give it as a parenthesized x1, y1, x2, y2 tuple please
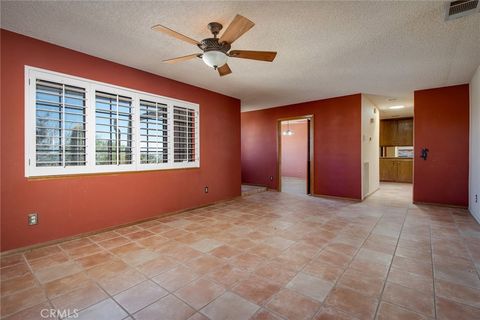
(151, 14, 277, 76)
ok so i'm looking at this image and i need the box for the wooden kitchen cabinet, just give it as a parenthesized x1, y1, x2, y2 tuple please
(380, 120, 397, 146)
(380, 158, 413, 183)
(396, 119, 413, 146)
(380, 158, 397, 181)
(380, 118, 413, 146)
(397, 159, 413, 182)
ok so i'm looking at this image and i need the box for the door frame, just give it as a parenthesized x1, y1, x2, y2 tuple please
(277, 115, 314, 194)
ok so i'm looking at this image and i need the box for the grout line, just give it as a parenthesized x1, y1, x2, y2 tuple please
(371, 207, 409, 320)
(430, 218, 437, 319)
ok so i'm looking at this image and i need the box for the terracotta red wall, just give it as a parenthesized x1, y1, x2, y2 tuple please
(241, 94, 362, 199)
(0, 30, 241, 251)
(280, 122, 308, 179)
(414, 84, 469, 207)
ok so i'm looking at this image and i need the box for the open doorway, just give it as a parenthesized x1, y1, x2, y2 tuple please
(278, 116, 313, 195)
(364, 94, 414, 202)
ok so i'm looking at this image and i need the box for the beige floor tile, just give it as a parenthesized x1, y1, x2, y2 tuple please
(435, 296, 480, 320)
(1, 273, 37, 297)
(136, 255, 178, 277)
(27, 252, 70, 271)
(152, 265, 199, 291)
(250, 308, 283, 320)
(97, 268, 147, 295)
(387, 267, 433, 295)
(382, 282, 434, 318)
(286, 272, 334, 302)
(303, 260, 346, 283)
(313, 306, 360, 320)
(325, 286, 378, 319)
(2, 301, 51, 320)
(0, 263, 31, 281)
(188, 255, 226, 274)
(75, 251, 115, 269)
(206, 264, 250, 288)
(76, 298, 127, 320)
(266, 288, 320, 320)
(0, 254, 24, 268)
(435, 279, 480, 309)
(200, 291, 260, 320)
(114, 280, 168, 313)
(337, 268, 385, 298)
(134, 294, 195, 320)
(209, 245, 243, 259)
(34, 261, 83, 283)
(175, 278, 225, 309)
(0, 286, 47, 317)
(24, 245, 62, 261)
(232, 275, 281, 305)
(229, 253, 266, 272)
(50, 282, 108, 313)
(44, 272, 91, 298)
(189, 239, 223, 253)
(376, 301, 431, 320)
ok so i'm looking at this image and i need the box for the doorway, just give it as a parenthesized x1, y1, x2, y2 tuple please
(366, 94, 414, 203)
(278, 116, 314, 195)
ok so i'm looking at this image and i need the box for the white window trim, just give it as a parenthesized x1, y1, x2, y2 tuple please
(25, 66, 200, 178)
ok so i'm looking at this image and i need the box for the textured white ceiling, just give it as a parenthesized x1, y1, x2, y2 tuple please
(366, 94, 414, 119)
(1, 1, 479, 112)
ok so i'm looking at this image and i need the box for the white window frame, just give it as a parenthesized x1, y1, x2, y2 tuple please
(25, 66, 200, 177)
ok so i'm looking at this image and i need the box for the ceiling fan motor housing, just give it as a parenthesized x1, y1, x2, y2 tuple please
(198, 38, 231, 54)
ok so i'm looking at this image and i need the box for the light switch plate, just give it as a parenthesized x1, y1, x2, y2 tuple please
(28, 213, 38, 225)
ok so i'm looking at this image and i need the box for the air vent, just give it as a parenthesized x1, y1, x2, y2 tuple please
(445, 0, 479, 21)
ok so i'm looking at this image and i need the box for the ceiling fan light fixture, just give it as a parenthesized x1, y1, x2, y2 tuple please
(202, 50, 227, 69)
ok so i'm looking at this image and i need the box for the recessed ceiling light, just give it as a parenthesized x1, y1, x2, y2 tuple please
(389, 105, 405, 109)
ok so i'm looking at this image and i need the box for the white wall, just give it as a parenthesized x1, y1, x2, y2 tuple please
(470, 66, 480, 222)
(361, 95, 380, 199)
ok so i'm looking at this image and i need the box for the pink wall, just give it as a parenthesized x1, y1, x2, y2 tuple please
(0, 30, 241, 251)
(241, 94, 362, 199)
(414, 84, 469, 207)
(280, 121, 308, 179)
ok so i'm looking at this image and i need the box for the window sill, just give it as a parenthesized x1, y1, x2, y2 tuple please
(26, 165, 201, 181)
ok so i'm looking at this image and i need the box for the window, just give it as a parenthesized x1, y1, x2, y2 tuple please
(139, 100, 168, 164)
(173, 105, 197, 163)
(25, 67, 199, 177)
(95, 92, 133, 165)
(35, 80, 86, 167)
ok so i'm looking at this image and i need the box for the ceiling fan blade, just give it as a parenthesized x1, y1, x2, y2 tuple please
(229, 50, 277, 62)
(152, 24, 199, 45)
(162, 53, 200, 64)
(219, 15, 255, 44)
(218, 64, 232, 76)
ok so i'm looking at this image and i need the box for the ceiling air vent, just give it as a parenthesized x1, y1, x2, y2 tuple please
(445, 0, 479, 21)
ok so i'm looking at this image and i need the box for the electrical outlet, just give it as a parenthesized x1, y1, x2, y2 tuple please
(204, 186, 208, 193)
(269, 176, 273, 181)
(28, 213, 38, 225)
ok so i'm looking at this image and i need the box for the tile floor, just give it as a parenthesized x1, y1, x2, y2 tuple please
(1, 183, 480, 320)
(241, 185, 267, 197)
(281, 177, 307, 195)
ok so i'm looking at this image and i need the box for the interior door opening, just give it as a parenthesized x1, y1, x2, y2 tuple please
(278, 116, 313, 195)
(366, 94, 414, 203)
